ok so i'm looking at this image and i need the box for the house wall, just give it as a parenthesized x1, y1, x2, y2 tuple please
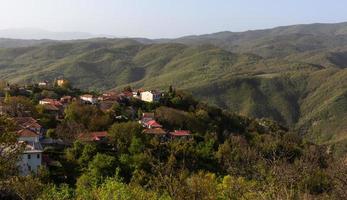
(19, 152, 42, 176)
(81, 97, 97, 104)
(140, 92, 154, 102)
(18, 136, 39, 143)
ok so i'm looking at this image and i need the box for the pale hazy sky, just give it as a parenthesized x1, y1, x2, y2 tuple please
(1, 0, 347, 38)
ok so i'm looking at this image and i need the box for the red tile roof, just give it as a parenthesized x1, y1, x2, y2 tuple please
(14, 117, 41, 130)
(42, 104, 59, 111)
(147, 120, 162, 128)
(78, 131, 108, 142)
(17, 129, 38, 137)
(170, 130, 191, 136)
(143, 128, 166, 135)
(40, 98, 63, 107)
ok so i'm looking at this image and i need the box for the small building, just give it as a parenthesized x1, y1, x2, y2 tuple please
(14, 117, 42, 137)
(56, 79, 69, 87)
(146, 120, 162, 129)
(140, 91, 162, 103)
(143, 128, 166, 136)
(80, 94, 98, 104)
(18, 141, 43, 176)
(41, 104, 60, 119)
(60, 96, 73, 104)
(39, 98, 63, 107)
(169, 130, 192, 139)
(98, 92, 120, 102)
(140, 119, 162, 129)
(38, 81, 49, 87)
(77, 131, 108, 143)
(17, 129, 40, 143)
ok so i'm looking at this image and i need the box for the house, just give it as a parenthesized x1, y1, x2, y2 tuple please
(132, 89, 144, 99)
(98, 92, 120, 102)
(77, 131, 108, 142)
(38, 81, 49, 87)
(42, 104, 61, 119)
(139, 113, 162, 129)
(169, 130, 192, 139)
(39, 98, 63, 107)
(18, 141, 43, 176)
(60, 96, 73, 104)
(17, 129, 40, 143)
(140, 118, 162, 129)
(143, 128, 166, 136)
(80, 94, 98, 104)
(56, 79, 68, 87)
(146, 120, 162, 129)
(140, 91, 162, 102)
(14, 117, 42, 137)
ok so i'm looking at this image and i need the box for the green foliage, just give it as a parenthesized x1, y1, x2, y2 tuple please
(0, 27, 347, 198)
(108, 122, 143, 154)
(38, 184, 74, 200)
(64, 102, 111, 131)
(0, 34, 345, 147)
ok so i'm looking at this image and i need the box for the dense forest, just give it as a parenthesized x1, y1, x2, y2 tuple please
(0, 82, 346, 200)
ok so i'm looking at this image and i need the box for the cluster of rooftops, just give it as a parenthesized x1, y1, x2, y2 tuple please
(77, 112, 192, 142)
(4, 79, 193, 175)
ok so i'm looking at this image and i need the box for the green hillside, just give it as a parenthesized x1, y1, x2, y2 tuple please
(0, 22, 346, 148)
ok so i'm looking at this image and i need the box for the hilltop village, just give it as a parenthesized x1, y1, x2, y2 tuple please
(0, 78, 346, 199)
(0, 78, 193, 175)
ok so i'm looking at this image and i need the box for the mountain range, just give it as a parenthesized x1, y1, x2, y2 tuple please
(0, 22, 346, 152)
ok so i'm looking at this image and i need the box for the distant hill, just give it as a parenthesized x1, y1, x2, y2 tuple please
(0, 28, 115, 40)
(0, 22, 346, 149)
(0, 38, 55, 48)
(160, 22, 347, 58)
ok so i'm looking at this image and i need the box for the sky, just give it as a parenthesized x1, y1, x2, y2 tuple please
(1, 0, 347, 39)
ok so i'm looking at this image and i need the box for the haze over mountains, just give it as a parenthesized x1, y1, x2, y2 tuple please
(0, 28, 114, 41)
(0, 22, 346, 151)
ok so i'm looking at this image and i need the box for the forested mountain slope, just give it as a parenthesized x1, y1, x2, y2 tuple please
(0, 22, 346, 147)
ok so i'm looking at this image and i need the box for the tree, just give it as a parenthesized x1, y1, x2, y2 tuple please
(76, 154, 118, 198)
(6, 176, 44, 200)
(3, 96, 37, 117)
(95, 177, 168, 200)
(55, 120, 85, 142)
(123, 86, 133, 92)
(0, 116, 21, 191)
(38, 184, 74, 200)
(64, 102, 110, 131)
(108, 122, 143, 154)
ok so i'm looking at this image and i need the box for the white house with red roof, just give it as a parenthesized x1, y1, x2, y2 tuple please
(18, 141, 43, 176)
(39, 98, 63, 107)
(14, 117, 42, 137)
(17, 129, 40, 143)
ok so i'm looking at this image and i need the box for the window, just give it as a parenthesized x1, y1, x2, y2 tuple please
(28, 154, 31, 159)
(28, 165, 31, 171)
(37, 154, 40, 159)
